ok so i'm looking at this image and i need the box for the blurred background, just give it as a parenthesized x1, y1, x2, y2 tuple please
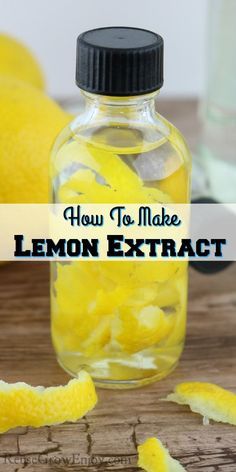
(0, 0, 207, 99)
(0, 0, 236, 205)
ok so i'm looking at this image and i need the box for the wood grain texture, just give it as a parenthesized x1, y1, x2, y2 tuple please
(0, 262, 235, 471)
(0, 101, 235, 471)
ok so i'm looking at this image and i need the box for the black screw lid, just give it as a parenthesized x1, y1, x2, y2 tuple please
(190, 197, 233, 275)
(76, 27, 164, 96)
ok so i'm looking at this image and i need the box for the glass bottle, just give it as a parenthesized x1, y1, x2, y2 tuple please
(193, 0, 236, 203)
(50, 27, 191, 388)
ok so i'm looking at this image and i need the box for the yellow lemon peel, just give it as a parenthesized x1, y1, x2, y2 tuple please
(52, 130, 188, 358)
(111, 305, 174, 354)
(0, 370, 97, 434)
(52, 259, 187, 355)
(166, 382, 236, 426)
(138, 437, 186, 472)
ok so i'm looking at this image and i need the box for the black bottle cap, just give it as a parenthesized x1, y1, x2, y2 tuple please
(190, 197, 233, 274)
(76, 27, 164, 96)
(190, 260, 233, 274)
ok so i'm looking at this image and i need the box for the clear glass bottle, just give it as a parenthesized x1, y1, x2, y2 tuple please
(193, 0, 236, 203)
(50, 27, 191, 388)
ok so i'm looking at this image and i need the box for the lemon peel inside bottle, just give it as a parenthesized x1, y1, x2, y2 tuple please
(50, 27, 191, 388)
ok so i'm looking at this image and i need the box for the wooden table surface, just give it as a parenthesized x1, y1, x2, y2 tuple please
(0, 101, 236, 471)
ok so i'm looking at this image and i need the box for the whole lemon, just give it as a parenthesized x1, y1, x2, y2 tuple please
(0, 34, 45, 90)
(0, 77, 70, 203)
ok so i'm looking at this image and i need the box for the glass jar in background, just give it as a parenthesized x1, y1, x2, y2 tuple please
(193, 0, 236, 203)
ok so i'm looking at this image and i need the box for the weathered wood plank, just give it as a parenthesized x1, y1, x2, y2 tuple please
(0, 260, 235, 471)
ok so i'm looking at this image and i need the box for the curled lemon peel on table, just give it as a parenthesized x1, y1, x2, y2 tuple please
(138, 437, 186, 472)
(165, 382, 236, 426)
(0, 370, 97, 433)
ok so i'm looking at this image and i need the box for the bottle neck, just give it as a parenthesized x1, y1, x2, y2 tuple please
(78, 90, 160, 125)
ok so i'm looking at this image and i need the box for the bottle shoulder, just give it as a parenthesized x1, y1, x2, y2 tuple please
(51, 108, 191, 204)
(52, 109, 190, 161)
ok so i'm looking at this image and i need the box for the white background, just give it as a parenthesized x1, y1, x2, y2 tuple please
(0, 0, 207, 98)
